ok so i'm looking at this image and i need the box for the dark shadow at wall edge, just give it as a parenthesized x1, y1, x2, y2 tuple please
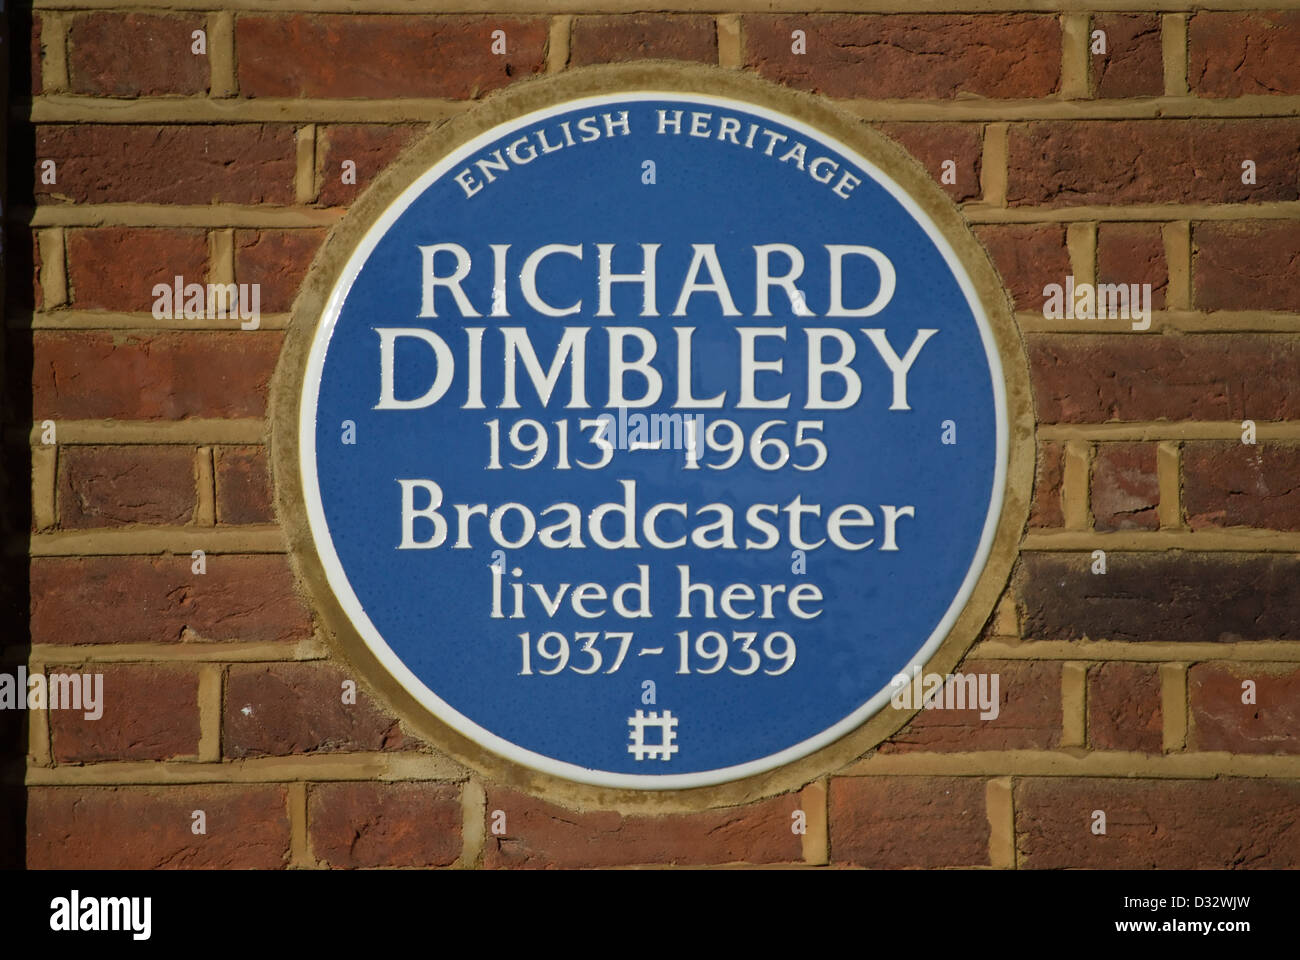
(1, 2, 35, 869)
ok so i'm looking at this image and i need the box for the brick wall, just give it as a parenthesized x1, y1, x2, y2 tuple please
(9, 3, 1300, 869)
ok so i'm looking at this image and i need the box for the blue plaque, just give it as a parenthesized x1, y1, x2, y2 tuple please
(294, 84, 1017, 789)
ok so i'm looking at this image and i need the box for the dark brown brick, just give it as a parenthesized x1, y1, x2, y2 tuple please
(28, 785, 290, 869)
(1190, 12, 1300, 97)
(744, 15, 1060, 99)
(30, 555, 312, 646)
(223, 662, 404, 758)
(33, 331, 282, 420)
(35, 125, 297, 205)
(1018, 552, 1300, 644)
(880, 660, 1061, 752)
(1088, 662, 1162, 752)
(1008, 120, 1300, 206)
(49, 664, 200, 762)
(216, 446, 274, 525)
(1028, 334, 1300, 423)
(1189, 663, 1300, 754)
(975, 224, 1070, 311)
(875, 122, 983, 202)
(1194, 222, 1300, 312)
(484, 787, 801, 868)
(1090, 14, 1163, 98)
(233, 229, 325, 314)
(1096, 222, 1167, 310)
(66, 228, 207, 312)
(830, 777, 989, 867)
(1030, 440, 1065, 528)
(1184, 442, 1300, 531)
(237, 15, 547, 99)
(59, 445, 196, 528)
(1016, 778, 1300, 868)
(317, 124, 424, 206)
(1091, 442, 1159, 531)
(570, 14, 717, 66)
(310, 782, 461, 868)
(68, 13, 208, 96)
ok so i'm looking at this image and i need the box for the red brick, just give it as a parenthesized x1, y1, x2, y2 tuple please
(1090, 14, 1163, 98)
(570, 14, 717, 66)
(743, 15, 1060, 99)
(880, 660, 1061, 753)
(66, 228, 207, 312)
(59, 445, 196, 528)
(484, 787, 801, 868)
(1190, 12, 1300, 97)
(237, 15, 547, 99)
(1030, 440, 1064, 528)
(31, 555, 312, 646)
(216, 446, 274, 525)
(1194, 222, 1300, 312)
(310, 782, 461, 868)
(1028, 334, 1300, 423)
(975, 224, 1069, 312)
(1008, 120, 1300, 206)
(1096, 222, 1167, 310)
(1088, 662, 1162, 752)
(875, 122, 983, 203)
(830, 777, 989, 867)
(224, 662, 404, 758)
(1016, 778, 1300, 868)
(1091, 442, 1159, 531)
(1017, 552, 1300, 644)
(49, 663, 200, 762)
(28, 785, 290, 869)
(33, 331, 282, 420)
(68, 13, 208, 97)
(35, 125, 297, 205)
(317, 124, 424, 207)
(1189, 663, 1300, 754)
(1183, 442, 1300, 531)
(234, 229, 325, 314)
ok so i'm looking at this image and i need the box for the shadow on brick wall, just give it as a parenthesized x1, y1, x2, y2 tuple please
(2, 2, 36, 869)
